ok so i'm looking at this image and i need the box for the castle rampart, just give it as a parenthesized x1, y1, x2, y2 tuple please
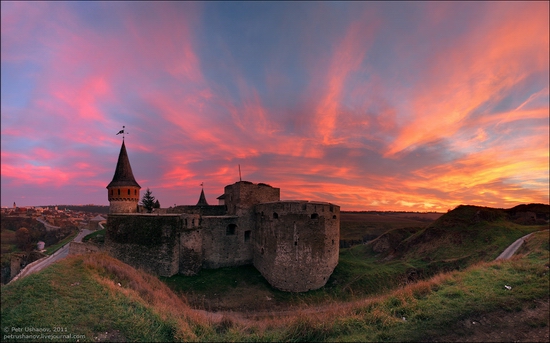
(105, 214, 182, 277)
(105, 141, 340, 292)
(253, 201, 340, 292)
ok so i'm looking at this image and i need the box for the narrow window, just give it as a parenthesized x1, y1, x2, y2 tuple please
(128, 189, 130, 195)
(273, 212, 278, 219)
(244, 230, 251, 242)
(226, 224, 237, 235)
(118, 189, 120, 195)
(330, 205, 334, 212)
(311, 213, 319, 219)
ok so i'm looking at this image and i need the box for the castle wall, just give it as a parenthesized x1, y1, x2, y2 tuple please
(69, 241, 102, 255)
(224, 182, 280, 216)
(178, 213, 203, 275)
(167, 205, 226, 216)
(105, 214, 181, 277)
(201, 216, 253, 268)
(109, 200, 139, 214)
(253, 201, 340, 292)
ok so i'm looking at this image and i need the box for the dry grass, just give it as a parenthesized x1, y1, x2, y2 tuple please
(80, 253, 212, 341)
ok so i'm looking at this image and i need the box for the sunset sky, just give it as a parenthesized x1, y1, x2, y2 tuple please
(1, 1, 548, 211)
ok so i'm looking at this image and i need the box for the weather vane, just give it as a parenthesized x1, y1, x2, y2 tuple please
(116, 126, 129, 140)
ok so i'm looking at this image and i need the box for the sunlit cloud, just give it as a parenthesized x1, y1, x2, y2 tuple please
(1, 2, 548, 210)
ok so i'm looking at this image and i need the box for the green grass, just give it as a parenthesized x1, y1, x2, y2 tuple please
(2, 259, 177, 342)
(1, 231, 548, 342)
(44, 230, 79, 255)
(1, 254, 211, 342)
(83, 228, 106, 245)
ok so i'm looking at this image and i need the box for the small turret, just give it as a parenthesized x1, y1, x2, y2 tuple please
(107, 140, 141, 213)
(196, 187, 209, 206)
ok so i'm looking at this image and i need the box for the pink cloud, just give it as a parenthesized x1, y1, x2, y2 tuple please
(385, 2, 549, 157)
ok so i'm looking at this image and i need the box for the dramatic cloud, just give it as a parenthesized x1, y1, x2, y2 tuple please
(1, 2, 548, 211)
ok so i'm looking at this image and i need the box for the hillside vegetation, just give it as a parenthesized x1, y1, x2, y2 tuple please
(1, 204, 548, 341)
(2, 230, 548, 342)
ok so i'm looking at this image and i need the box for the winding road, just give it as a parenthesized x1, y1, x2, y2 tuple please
(9, 228, 92, 284)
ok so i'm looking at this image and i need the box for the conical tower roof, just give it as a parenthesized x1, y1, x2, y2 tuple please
(107, 140, 141, 189)
(196, 188, 209, 206)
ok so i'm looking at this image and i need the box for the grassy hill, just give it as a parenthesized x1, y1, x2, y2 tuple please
(1, 204, 548, 341)
(2, 230, 548, 342)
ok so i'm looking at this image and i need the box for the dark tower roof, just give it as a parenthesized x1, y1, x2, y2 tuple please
(196, 188, 209, 206)
(107, 140, 141, 189)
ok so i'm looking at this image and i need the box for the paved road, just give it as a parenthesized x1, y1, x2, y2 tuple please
(9, 229, 93, 283)
(495, 230, 548, 260)
(36, 216, 61, 230)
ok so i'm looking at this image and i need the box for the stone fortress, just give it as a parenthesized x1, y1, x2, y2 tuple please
(105, 140, 340, 292)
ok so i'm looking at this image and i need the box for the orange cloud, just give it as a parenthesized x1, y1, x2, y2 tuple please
(385, 2, 549, 157)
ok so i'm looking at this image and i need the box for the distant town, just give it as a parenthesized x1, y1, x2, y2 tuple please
(1, 203, 109, 229)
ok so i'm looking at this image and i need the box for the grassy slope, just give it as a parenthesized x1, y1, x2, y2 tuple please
(2, 205, 548, 341)
(1, 231, 547, 342)
(1, 254, 212, 342)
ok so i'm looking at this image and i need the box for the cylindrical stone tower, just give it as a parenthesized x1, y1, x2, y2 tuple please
(253, 201, 340, 292)
(106, 140, 141, 213)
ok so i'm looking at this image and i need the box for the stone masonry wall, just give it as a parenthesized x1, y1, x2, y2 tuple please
(109, 200, 139, 214)
(224, 182, 280, 216)
(167, 205, 226, 216)
(69, 241, 102, 255)
(105, 214, 182, 277)
(253, 201, 340, 292)
(201, 216, 253, 268)
(179, 228, 203, 275)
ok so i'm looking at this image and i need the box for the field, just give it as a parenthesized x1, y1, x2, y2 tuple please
(339, 211, 442, 243)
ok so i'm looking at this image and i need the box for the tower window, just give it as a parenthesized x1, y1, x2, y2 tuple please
(244, 230, 251, 242)
(273, 212, 278, 219)
(128, 189, 130, 195)
(311, 213, 319, 219)
(226, 224, 237, 235)
(118, 189, 120, 195)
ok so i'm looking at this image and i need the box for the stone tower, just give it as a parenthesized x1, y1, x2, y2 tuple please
(106, 140, 141, 213)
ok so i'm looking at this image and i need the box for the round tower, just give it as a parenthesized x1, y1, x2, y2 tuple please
(107, 140, 141, 213)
